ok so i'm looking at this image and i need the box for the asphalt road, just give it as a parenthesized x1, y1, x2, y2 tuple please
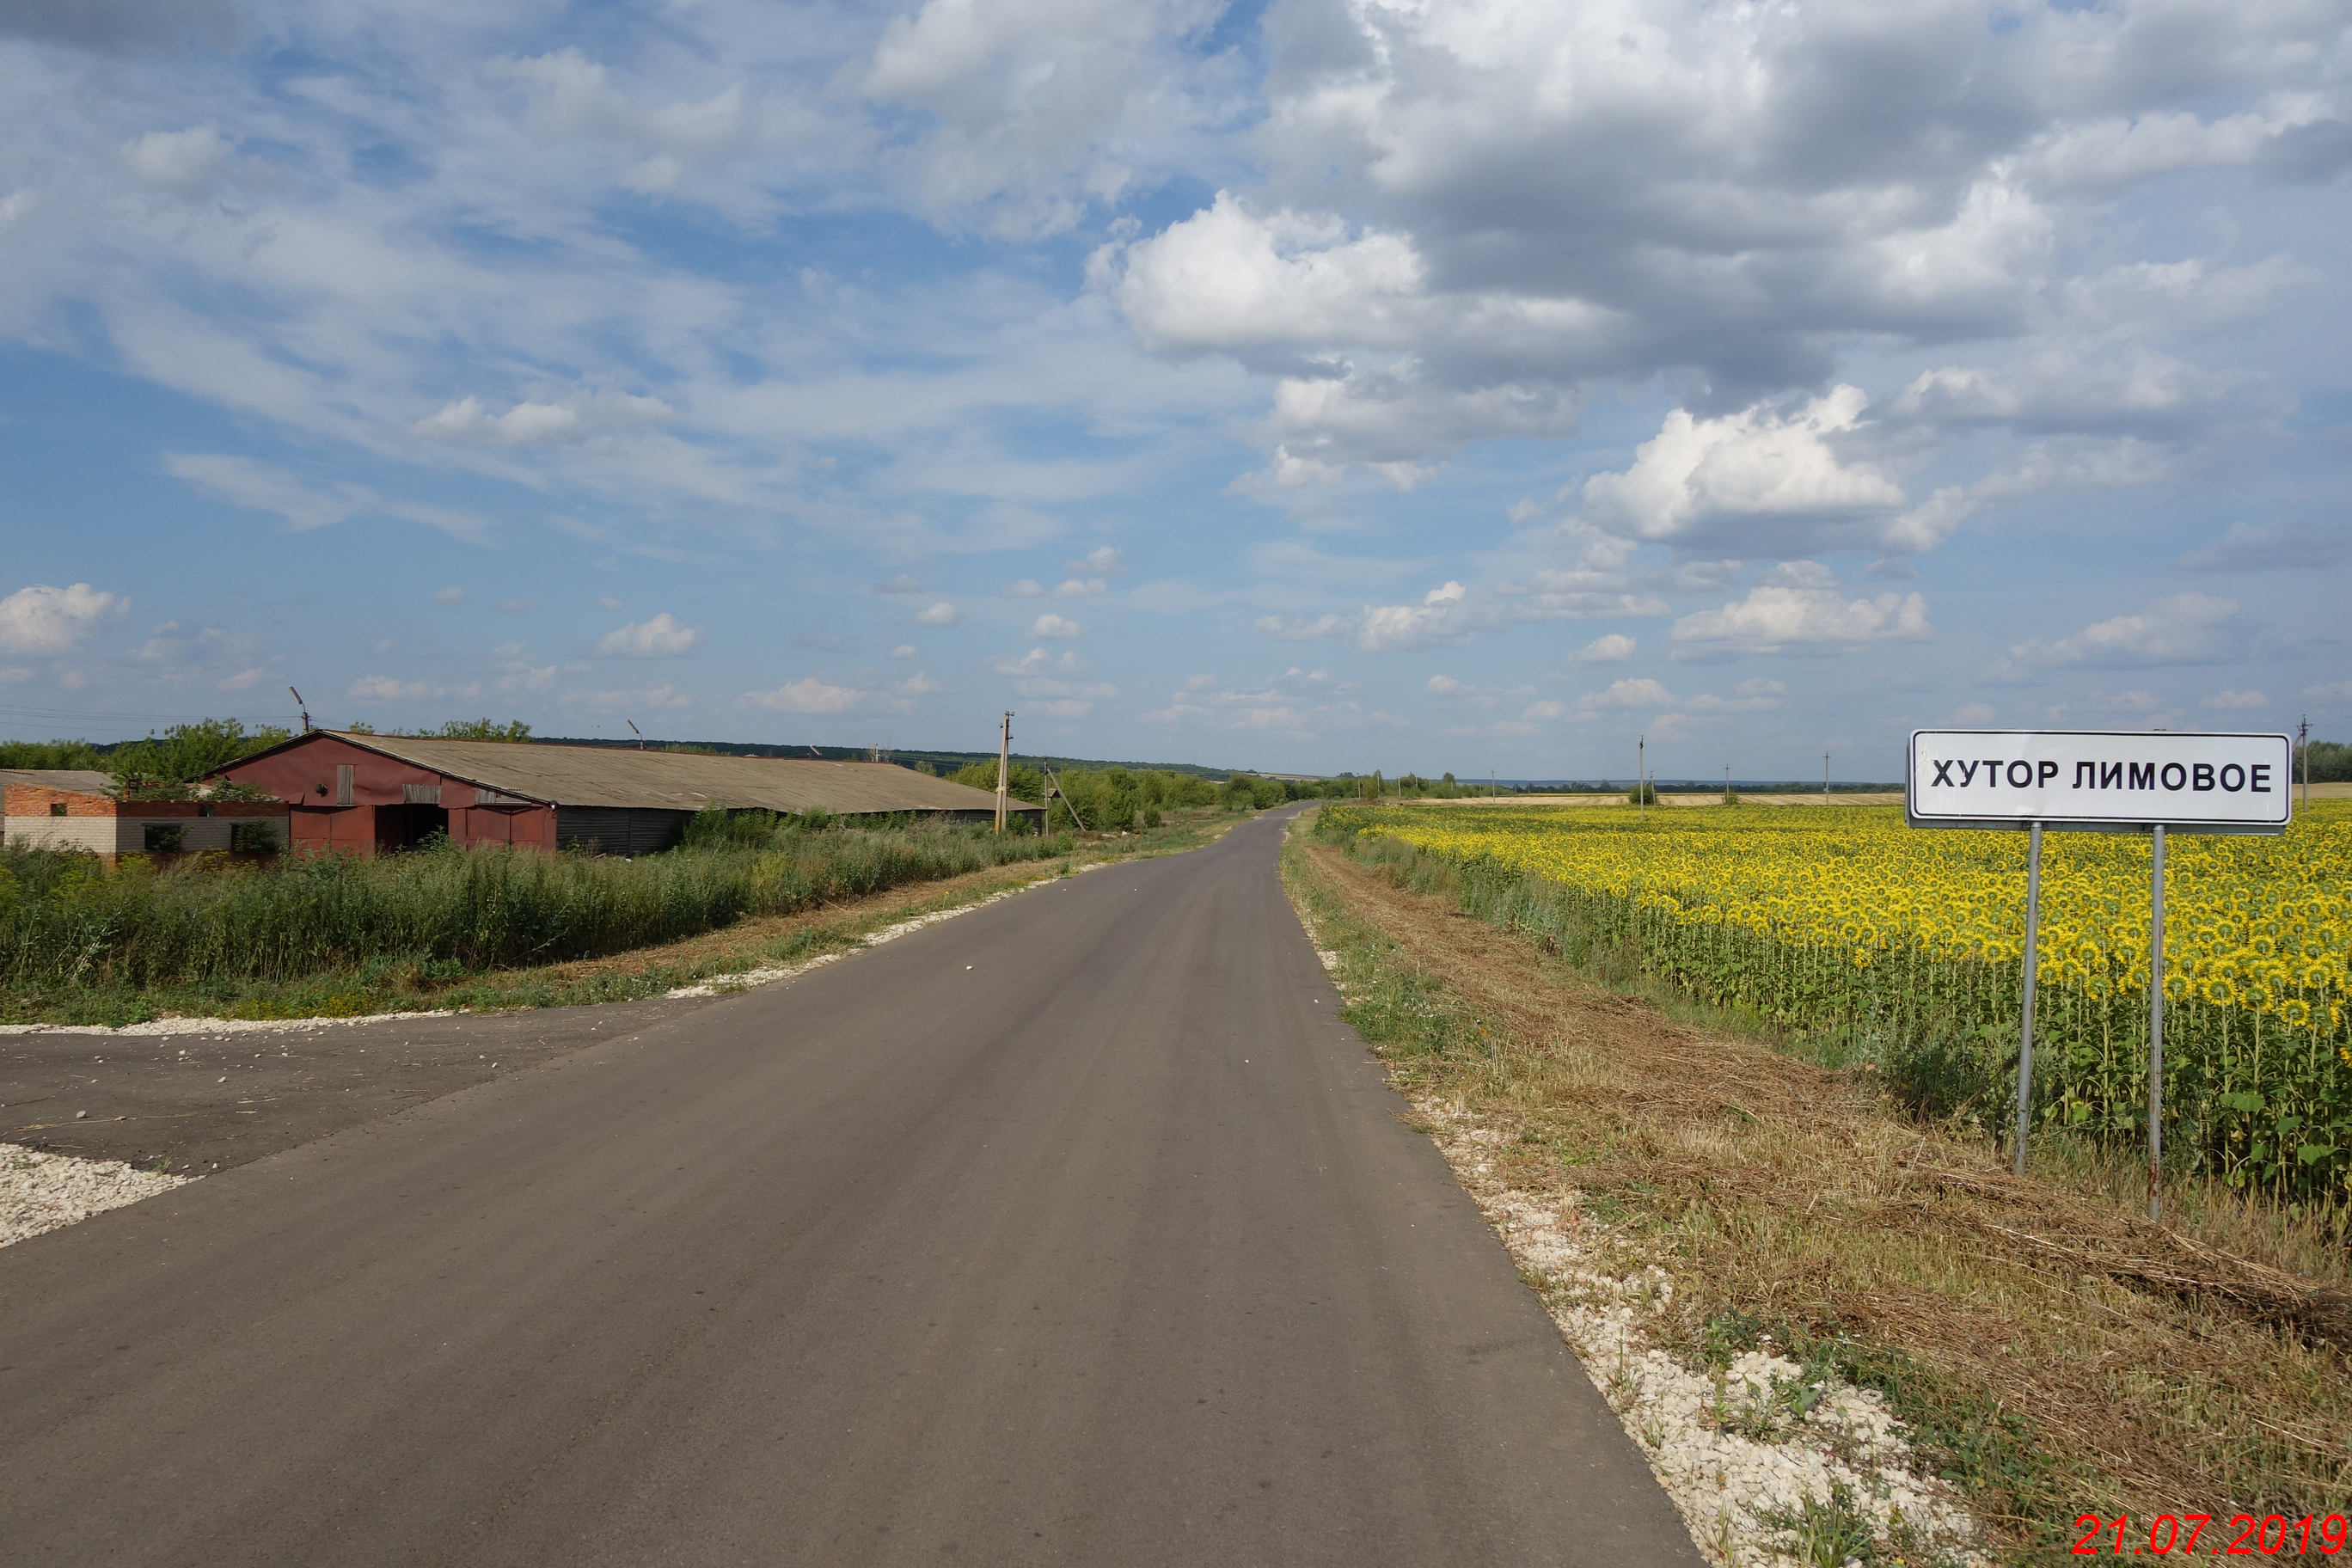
(0, 809, 1702, 1567)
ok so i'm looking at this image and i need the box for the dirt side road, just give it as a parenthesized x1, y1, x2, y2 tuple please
(0, 806, 1700, 1568)
(2, 1000, 703, 1174)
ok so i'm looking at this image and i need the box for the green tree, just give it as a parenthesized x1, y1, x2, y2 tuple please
(418, 718, 533, 742)
(950, 760, 1043, 804)
(0, 738, 105, 770)
(2294, 739, 2351, 782)
(107, 719, 292, 787)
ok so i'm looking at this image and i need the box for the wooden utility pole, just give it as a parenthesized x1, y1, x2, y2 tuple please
(1823, 752, 1831, 805)
(994, 712, 1013, 833)
(2300, 714, 2310, 812)
(1637, 735, 1645, 821)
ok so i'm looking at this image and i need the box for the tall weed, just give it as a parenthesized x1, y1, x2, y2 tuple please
(0, 824, 1069, 989)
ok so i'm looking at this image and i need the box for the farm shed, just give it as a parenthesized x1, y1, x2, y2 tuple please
(214, 731, 1039, 857)
(2, 770, 289, 861)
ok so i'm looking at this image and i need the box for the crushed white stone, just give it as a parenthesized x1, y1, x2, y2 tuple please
(2, 1143, 191, 1248)
(0, 1009, 453, 1038)
(665, 869, 1088, 999)
(1420, 1104, 1988, 1568)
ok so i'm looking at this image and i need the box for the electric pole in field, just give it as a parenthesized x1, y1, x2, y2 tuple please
(2300, 714, 2310, 812)
(1823, 751, 1831, 805)
(994, 712, 1013, 833)
(1637, 734, 1645, 821)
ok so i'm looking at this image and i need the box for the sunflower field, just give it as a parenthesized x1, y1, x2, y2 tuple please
(1320, 801, 2352, 1213)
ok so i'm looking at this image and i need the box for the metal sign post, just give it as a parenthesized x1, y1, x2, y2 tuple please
(1907, 729, 2291, 1212)
(2016, 820, 2042, 1178)
(2148, 824, 2165, 1218)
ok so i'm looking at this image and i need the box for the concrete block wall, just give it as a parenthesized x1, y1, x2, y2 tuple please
(3, 814, 122, 853)
(2, 783, 289, 856)
(3, 814, 286, 854)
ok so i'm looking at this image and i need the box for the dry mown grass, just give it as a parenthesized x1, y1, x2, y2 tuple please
(1285, 827, 2350, 1558)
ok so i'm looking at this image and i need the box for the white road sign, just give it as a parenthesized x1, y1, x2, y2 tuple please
(1907, 729, 2292, 833)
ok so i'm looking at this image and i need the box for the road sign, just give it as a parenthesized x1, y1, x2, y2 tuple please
(1907, 728, 2292, 834)
(1903, 727, 2293, 1217)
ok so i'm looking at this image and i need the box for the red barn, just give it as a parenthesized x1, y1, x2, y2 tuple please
(215, 731, 1033, 856)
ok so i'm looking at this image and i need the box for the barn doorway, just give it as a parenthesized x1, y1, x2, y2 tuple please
(374, 804, 450, 852)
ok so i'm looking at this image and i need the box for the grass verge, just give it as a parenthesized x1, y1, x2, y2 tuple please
(1, 807, 1250, 1026)
(1282, 816, 2349, 1564)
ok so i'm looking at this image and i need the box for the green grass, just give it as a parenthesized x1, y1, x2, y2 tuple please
(0, 806, 1250, 1024)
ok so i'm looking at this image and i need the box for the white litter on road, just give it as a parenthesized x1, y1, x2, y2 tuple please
(2, 1143, 191, 1249)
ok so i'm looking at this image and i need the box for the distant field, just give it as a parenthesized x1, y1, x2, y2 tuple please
(1422, 791, 1904, 806)
(1419, 781, 2352, 807)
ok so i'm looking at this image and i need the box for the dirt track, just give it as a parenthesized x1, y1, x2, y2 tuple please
(2, 997, 707, 1173)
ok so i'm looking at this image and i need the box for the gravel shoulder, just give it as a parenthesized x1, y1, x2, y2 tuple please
(2, 1144, 191, 1248)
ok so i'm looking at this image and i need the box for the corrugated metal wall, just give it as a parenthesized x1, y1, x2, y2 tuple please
(554, 806, 692, 856)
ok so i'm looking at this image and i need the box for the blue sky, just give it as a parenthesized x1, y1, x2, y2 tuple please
(1, 0, 2347, 779)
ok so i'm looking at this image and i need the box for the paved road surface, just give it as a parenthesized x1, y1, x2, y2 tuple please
(0, 810, 1701, 1566)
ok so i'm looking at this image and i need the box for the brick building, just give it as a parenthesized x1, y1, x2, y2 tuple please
(214, 731, 1038, 856)
(1, 769, 290, 860)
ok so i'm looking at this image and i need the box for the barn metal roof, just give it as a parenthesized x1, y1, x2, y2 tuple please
(280, 733, 1034, 817)
(0, 769, 117, 797)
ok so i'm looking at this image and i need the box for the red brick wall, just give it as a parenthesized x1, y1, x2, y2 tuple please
(3, 784, 288, 859)
(3, 784, 119, 818)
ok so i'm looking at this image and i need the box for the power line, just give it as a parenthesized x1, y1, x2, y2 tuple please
(0, 700, 297, 730)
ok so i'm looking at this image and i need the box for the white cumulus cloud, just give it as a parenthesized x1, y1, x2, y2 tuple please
(1582, 388, 1907, 552)
(347, 675, 445, 701)
(742, 677, 867, 714)
(0, 583, 127, 653)
(1670, 563, 1932, 652)
(595, 613, 703, 658)
(1570, 634, 1637, 665)
(1988, 592, 2240, 679)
